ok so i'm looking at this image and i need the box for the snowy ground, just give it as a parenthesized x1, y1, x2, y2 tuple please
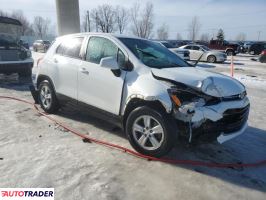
(0, 52, 266, 199)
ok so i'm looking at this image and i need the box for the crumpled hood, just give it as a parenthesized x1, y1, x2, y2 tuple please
(152, 67, 245, 97)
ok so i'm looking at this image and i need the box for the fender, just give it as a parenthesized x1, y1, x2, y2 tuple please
(121, 71, 173, 115)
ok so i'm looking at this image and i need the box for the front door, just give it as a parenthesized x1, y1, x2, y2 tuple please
(78, 36, 127, 115)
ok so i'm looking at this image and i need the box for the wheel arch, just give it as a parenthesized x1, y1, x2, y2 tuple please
(37, 74, 56, 91)
(122, 97, 170, 129)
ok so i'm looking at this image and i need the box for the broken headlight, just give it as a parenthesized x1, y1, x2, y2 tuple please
(168, 85, 219, 107)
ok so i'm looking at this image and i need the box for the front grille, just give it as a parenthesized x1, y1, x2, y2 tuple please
(195, 104, 250, 142)
(221, 91, 246, 101)
(220, 104, 249, 134)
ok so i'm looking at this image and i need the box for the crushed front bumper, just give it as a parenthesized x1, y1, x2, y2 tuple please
(174, 96, 250, 143)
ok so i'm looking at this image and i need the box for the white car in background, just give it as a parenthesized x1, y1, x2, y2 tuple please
(157, 41, 190, 60)
(179, 44, 227, 63)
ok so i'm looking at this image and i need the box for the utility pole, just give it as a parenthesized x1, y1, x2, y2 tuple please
(258, 31, 261, 41)
(95, 11, 98, 32)
(86, 10, 90, 32)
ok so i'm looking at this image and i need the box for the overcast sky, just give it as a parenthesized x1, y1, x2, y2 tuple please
(1, 0, 266, 40)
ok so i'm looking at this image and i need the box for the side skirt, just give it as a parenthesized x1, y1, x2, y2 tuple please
(56, 93, 124, 129)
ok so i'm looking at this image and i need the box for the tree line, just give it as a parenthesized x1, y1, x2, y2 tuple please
(1, 2, 247, 42)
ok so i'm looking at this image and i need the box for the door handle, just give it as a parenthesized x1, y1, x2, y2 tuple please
(80, 68, 89, 75)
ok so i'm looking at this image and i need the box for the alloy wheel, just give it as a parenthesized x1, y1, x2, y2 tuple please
(132, 115, 165, 150)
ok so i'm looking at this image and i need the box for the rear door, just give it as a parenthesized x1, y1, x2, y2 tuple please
(184, 45, 196, 60)
(52, 37, 84, 100)
(192, 46, 202, 60)
(78, 36, 127, 115)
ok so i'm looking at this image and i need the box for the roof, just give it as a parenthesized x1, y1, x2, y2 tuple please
(56, 32, 145, 41)
(0, 16, 22, 26)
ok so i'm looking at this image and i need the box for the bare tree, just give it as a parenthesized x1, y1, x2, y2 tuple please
(33, 16, 50, 39)
(115, 6, 128, 34)
(200, 33, 210, 42)
(157, 23, 169, 40)
(188, 16, 201, 41)
(0, 10, 8, 17)
(10, 10, 33, 36)
(235, 32, 246, 41)
(91, 4, 116, 33)
(176, 33, 182, 40)
(131, 2, 154, 38)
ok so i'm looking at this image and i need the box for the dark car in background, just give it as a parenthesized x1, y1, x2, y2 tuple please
(33, 40, 51, 52)
(259, 50, 266, 63)
(0, 16, 33, 77)
(208, 39, 239, 56)
(248, 42, 266, 55)
(19, 39, 29, 49)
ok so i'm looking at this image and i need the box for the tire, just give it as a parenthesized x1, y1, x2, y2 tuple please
(226, 50, 234, 56)
(125, 106, 177, 157)
(207, 55, 216, 63)
(18, 68, 32, 78)
(38, 80, 59, 113)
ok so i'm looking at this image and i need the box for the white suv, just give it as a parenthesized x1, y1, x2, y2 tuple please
(31, 33, 250, 157)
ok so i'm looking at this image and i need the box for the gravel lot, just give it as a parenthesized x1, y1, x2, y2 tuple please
(0, 52, 266, 200)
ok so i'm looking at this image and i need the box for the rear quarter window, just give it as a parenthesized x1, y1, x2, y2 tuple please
(56, 37, 84, 59)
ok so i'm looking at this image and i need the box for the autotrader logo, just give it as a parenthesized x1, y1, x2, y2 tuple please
(0, 188, 54, 200)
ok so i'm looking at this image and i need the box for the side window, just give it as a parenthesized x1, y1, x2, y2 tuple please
(86, 36, 125, 68)
(193, 46, 200, 50)
(86, 37, 104, 64)
(184, 46, 192, 50)
(102, 38, 118, 59)
(56, 37, 84, 59)
(56, 43, 65, 55)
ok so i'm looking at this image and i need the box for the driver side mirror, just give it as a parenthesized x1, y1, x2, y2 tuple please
(100, 57, 121, 77)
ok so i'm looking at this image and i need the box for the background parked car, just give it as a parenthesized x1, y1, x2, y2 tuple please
(258, 50, 266, 63)
(178, 44, 227, 63)
(19, 39, 29, 49)
(0, 16, 33, 77)
(33, 40, 51, 52)
(243, 41, 254, 53)
(208, 39, 239, 56)
(248, 42, 266, 55)
(157, 41, 190, 60)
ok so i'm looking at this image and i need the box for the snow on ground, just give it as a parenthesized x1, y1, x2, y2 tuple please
(0, 52, 265, 200)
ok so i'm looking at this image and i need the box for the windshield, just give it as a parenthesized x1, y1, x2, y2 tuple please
(43, 41, 50, 44)
(201, 45, 210, 51)
(118, 38, 189, 69)
(161, 42, 174, 48)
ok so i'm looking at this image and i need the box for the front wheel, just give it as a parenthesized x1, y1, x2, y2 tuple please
(38, 81, 59, 113)
(126, 106, 177, 157)
(226, 50, 234, 56)
(207, 55, 216, 63)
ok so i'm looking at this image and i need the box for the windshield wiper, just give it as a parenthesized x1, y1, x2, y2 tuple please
(193, 52, 204, 67)
(136, 48, 158, 58)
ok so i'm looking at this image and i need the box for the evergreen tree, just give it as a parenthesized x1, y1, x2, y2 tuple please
(217, 29, 225, 41)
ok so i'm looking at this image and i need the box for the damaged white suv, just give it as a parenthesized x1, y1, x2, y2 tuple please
(31, 33, 250, 157)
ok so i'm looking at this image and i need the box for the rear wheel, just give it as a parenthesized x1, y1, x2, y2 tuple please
(207, 55, 216, 63)
(226, 49, 234, 56)
(126, 106, 177, 157)
(38, 81, 59, 113)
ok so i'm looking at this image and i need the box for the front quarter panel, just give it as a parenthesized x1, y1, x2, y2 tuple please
(121, 69, 173, 115)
